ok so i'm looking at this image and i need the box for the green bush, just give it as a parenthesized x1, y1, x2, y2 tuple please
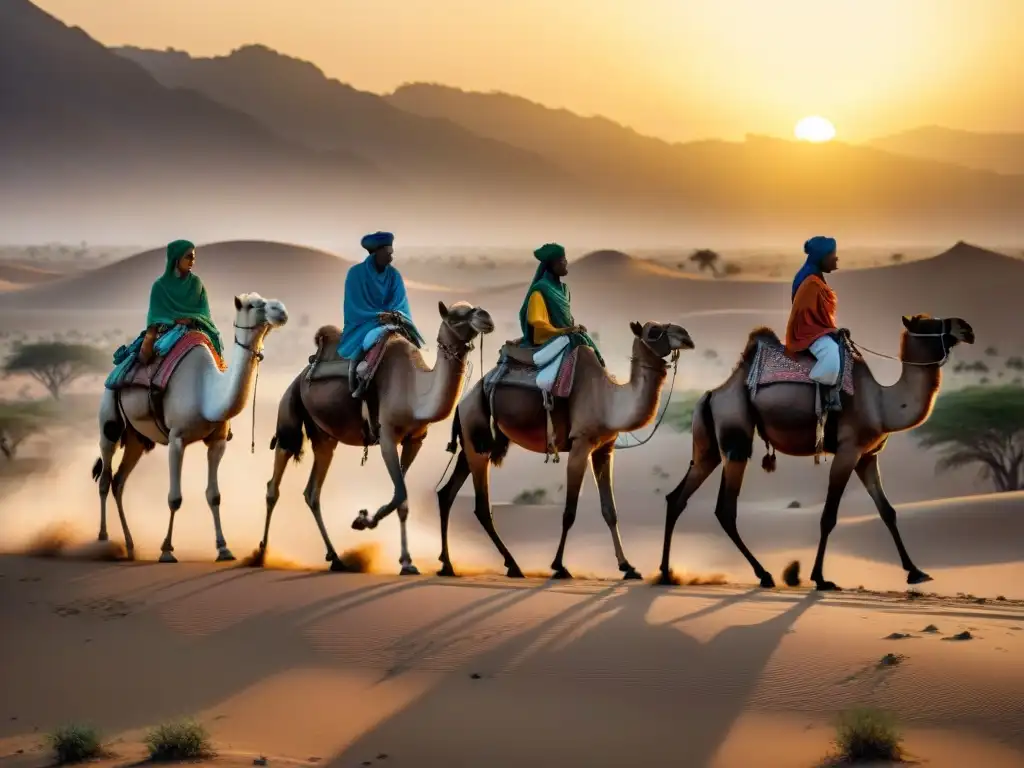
(47, 724, 103, 764)
(144, 719, 213, 762)
(832, 707, 903, 763)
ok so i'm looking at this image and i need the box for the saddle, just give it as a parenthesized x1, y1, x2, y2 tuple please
(746, 331, 856, 463)
(105, 329, 224, 393)
(482, 339, 581, 463)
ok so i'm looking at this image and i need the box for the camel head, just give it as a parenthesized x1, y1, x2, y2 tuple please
(900, 314, 974, 366)
(630, 321, 695, 362)
(438, 301, 495, 347)
(232, 292, 289, 352)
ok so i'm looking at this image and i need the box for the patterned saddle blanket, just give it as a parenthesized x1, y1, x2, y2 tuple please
(746, 333, 855, 415)
(482, 339, 579, 400)
(104, 328, 225, 391)
(304, 325, 394, 384)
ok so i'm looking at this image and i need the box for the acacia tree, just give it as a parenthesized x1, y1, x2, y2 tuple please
(0, 401, 54, 459)
(688, 249, 721, 276)
(916, 385, 1024, 492)
(3, 342, 108, 400)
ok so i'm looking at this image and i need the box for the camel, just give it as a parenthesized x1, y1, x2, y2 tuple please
(260, 300, 495, 574)
(436, 320, 695, 580)
(92, 293, 289, 562)
(659, 314, 975, 591)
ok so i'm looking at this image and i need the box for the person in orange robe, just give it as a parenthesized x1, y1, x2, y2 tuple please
(785, 236, 840, 385)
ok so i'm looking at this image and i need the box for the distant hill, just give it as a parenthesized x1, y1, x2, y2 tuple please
(867, 127, 1024, 175)
(115, 45, 576, 196)
(387, 84, 1024, 242)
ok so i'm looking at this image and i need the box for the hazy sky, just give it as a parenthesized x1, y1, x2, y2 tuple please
(34, 0, 1024, 143)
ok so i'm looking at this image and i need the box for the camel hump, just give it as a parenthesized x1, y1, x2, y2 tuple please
(314, 325, 342, 347)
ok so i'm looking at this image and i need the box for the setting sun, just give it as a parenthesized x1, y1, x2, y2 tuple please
(794, 115, 836, 143)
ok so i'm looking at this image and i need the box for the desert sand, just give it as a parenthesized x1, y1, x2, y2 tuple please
(1, 239, 1023, 767)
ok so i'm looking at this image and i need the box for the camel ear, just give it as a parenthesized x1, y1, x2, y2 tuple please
(234, 295, 243, 311)
(630, 321, 643, 338)
(901, 315, 913, 329)
(438, 301, 448, 318)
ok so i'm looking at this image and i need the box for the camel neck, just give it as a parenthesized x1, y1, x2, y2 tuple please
(881, 358, 942, 433)
(413, 338, 468, 423)
(608, 342, 667, 433)
(201, 328, 264, 424)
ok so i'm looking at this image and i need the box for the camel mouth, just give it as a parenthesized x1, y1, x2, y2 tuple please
(266, 302, 289, 327)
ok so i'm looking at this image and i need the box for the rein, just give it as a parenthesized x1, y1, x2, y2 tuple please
(615, 348, 681, 450)
(234, 322, 266, 454)
(849, 321, 952, 368)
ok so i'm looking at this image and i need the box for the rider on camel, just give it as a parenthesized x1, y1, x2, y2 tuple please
(785, 235, 841, 386)
(519, 242, 604, 393)
(338, 231, 424, 398)
(140, 239, 223, 366)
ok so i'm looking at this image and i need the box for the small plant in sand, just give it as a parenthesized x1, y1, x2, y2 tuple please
(47, 724, 104, 764)
(830, 707, 904, 764)
(512, 487, 549, 505)
(144, 719, 214, 762)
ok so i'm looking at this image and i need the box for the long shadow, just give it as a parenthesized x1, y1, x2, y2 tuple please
(321, 584, 817, 768)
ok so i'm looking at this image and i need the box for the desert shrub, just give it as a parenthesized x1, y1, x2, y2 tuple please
(1006, 356, 1024, 371)
(720, 261, 742, 276)
(47, 724, 103, 764)
(663, 391, 706, 432)
(831, 707, 903, 763)
(144, 719, 213, 762)
(985, 346, 999, 357)
(512, 488, 548, 505)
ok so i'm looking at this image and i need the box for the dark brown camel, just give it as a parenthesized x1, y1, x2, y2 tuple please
(659, 314, 975, 591)
(437, 321, 694, 580)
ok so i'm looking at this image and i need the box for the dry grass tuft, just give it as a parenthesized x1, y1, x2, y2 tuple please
(782, 559, 801, 587)
(144, 719, 214, 762)
(648, 569, 729, 587)
(47, 724, 104, 764)
(827, 707, 904, 764)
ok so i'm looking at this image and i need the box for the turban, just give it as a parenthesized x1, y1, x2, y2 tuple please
(360, 231, 394, 253)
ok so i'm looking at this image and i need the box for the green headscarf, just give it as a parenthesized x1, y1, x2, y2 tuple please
(517, 243, 604, 365)
(146, 240, 223, 356)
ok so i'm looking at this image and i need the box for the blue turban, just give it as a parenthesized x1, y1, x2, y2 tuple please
(360, 231, 394, 253)
(792, 235, 836, 301)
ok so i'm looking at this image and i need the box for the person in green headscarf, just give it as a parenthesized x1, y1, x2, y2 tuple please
(517, 243, 603, 391)
(139, 239, 223, 364)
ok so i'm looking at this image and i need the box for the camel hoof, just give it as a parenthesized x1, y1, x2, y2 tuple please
(622, 567, 643, 581)
(437, 564, 458, 577)
(400, 564, 420, 576)
(124, 547, 136, 562)
(814, 580, 842, 592)
(907, 570, 933, 585)
(551, 567, 573, 580)
(329, 557, 354, 573)
(159, 551, 178, 564)
(216, 549, 236, 562)
(654, 569, 676, 586)
(506, 565, 525, 579)
(759, 572, 777, 589)
(97, 532, 109, 542)
(351, 512, 369, 531)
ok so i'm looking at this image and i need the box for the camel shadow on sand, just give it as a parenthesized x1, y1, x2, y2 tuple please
(322, 584, 819, 768)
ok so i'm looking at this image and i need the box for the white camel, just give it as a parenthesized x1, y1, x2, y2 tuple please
(92, 293, 288, 561)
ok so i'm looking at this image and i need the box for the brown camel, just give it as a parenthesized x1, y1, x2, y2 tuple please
(261, 301, 494, 574)
(659, 314, 975, 591)
(436, 321, 695, 580)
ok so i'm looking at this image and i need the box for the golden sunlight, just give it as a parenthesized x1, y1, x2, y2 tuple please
(794, 115, 836, 143)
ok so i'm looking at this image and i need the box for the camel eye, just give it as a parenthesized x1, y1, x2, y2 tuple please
(647, 327, 664, 341)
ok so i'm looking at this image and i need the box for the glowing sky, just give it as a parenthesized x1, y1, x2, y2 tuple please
(33, 0, 1024, 143)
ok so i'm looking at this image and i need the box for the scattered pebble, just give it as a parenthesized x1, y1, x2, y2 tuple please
(921, 624, 940, 633)
(376, 755, 388, 761)
(996, 595, 1006, 601)
(879, 653, 905, 667)
(884, 632, 913, 640)
(470, 672, 481, 679)
(253, 757, 268, 766)
(943, 630, 973, 642)
(307, 758, 321, 763)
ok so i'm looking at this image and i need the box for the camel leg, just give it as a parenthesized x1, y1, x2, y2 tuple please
(436, 450, 471, 577)
(809, 450, 860, 591)
(159, 431, 186, 563)
(549, 439, 593, 579)
(111, 430, 146, 558)
(260, 446, 291, 555)
(659, 451, 721, 583)
(590, 444, 641, 579)
(362, 430, 407, 530)
(96, 436, 116, 543)
(855, 453, 932, 585)
(394, 435, 425, 576)
(302, 437, 350, 571)
(712, 459, 775, 588)
(205, 438, 235, 562)
(469, 446, 524, 578)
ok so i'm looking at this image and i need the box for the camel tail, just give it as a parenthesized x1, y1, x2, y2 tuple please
(91, 457, 102, 483)
(273, 374, 310, 463)
(446, 406, 462, 454)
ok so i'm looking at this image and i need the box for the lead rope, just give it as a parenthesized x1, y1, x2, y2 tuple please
(614, 350, 680, 450)
(250, 350, 264, 454)
(434, 335, 483, 491)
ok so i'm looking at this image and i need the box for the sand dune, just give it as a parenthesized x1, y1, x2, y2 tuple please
(0, 556, 1021, 768)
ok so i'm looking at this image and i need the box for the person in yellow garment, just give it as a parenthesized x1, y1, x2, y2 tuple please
(517, 243, 604, 392)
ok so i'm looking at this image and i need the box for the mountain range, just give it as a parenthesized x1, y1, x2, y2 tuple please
(2, 0, 1023, 245)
